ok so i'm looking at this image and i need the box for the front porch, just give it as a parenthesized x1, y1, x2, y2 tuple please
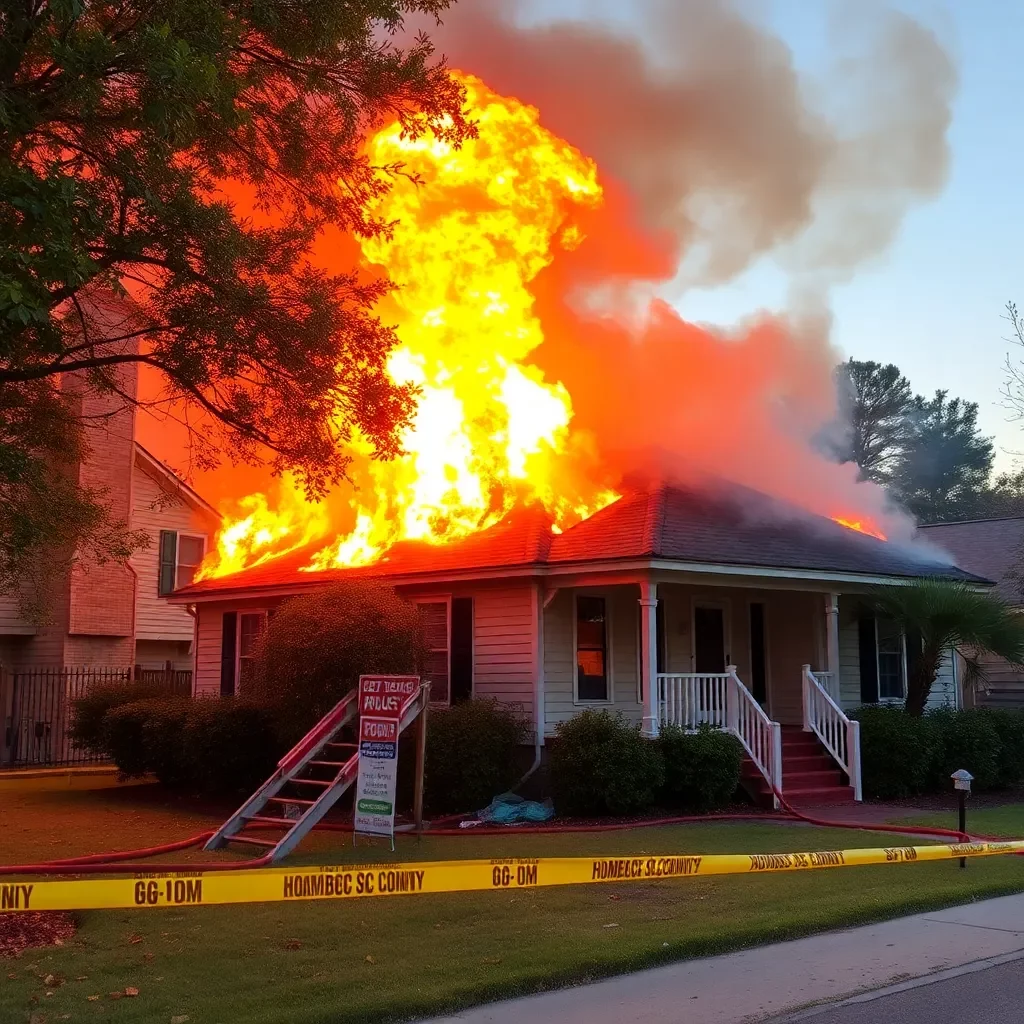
(542, 578, 864, 805)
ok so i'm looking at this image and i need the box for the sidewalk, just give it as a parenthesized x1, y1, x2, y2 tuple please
(427, 892, 1024, 1024)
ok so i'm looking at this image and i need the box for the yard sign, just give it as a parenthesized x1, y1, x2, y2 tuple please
(354, 675, 420, 844)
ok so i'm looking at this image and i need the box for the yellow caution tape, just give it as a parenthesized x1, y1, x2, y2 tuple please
(2, 840, 1022, 913)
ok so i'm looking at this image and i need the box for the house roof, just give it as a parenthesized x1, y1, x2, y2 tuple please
(172, 482, 986, 602)
(134, 443, 221, 521)
(918, 517, 1024, 604)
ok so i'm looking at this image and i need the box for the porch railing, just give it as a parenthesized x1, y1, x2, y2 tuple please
(658, 670, 782, 809)
(814, 670, 840, 702)
(802, 665, 862, 801)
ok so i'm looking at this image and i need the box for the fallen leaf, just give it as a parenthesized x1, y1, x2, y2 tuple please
(284, 939, 302, 951)
(125, 987, 140, 997)
(75, 976, 88, 981)
(364, 955, 375, 964)
(481, 956, 502, 965)
(87, 996, 100, 1002)
(108, 991, 123, 1000)
(45, 991, 54, 997)
(144, 952, 155, 962)
(602, 923, 619, 929)
(128, 935, 143, 945)
(608, 895, 621, 902)
(43, 974, 62, 988)
(7, 973, 17, 980)
(170, 1016, 190, 1024)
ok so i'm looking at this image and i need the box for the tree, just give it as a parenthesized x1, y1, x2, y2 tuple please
(890, 391, 994, 523)
(871, 581, 1024, 716)
(834, 359, 915, 483)
(0, 0, 473, 611)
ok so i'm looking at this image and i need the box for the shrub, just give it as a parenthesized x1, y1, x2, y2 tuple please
(250, 582, 425, 744)
(851, 705, 937, 799)
(986, 709, 1024, 787)
(659, 725, 743, 811)
(549, 710, 664, 817)
(182, 699, 281, 797)
(422, 699, 528, 815)
(71, 681, 175, 753)
(140, 697, 194, 786)
(927, 707, 1001, 791)
(100, 698, 170, 778)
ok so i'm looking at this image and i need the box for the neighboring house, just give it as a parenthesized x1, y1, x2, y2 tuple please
(918, 516, 1024, 708)
(171, 482, 984, 805)
(0, 365, 220, 672)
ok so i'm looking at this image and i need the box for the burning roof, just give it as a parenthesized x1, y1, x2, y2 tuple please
(172, 482, 983, 602)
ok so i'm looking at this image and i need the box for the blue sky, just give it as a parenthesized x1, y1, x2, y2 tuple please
(518, 0, 1024, 471)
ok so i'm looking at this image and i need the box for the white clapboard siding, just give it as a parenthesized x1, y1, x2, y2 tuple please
(472, 587, 534, 722)
(130, 460, 213, 642)
(838, 616, 957, 712)
(543, 587, 642, 735)
(194, 603, 225, 697)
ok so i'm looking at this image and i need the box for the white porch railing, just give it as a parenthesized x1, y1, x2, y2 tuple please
(814, 670, 840, 702)
(658, 670, 782, 809)
(802, 665, 862, 801)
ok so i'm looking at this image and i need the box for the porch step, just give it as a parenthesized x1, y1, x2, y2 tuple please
(740, 727, 856, 808)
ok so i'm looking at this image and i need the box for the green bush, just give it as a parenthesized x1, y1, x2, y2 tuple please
(71, 681, 175, 753)
(549, 711, 664, 817)
(927, 708, 1002, 791)
(140, 697, 194, 786)
(98, 696, 280, 797)
(986, 709, 1024, 787)
(422, 699, 528, 815)
(851, 705, 937, 799)
(249, 581, 425, 744)
(659, 725, 743, 811)
(182, 699, 281, 797)
(100, 698, 169, 778)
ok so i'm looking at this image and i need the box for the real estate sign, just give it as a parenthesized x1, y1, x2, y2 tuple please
(354, 675, 420, 842)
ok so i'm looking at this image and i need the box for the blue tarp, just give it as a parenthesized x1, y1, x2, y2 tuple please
(474, 792, 554, 825)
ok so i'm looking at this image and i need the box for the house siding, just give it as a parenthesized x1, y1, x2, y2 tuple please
(130, 460, 214, 643)
(471, 586, 535, 722)
(194, 602, 229, 697)
(838, 610, 957, 712)
(0, 595, 32, 637)
(543, 586, 642, 735)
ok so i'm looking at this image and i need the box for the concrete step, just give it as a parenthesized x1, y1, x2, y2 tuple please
(782, 769, 845, 788)
(783, 786, 856, 806)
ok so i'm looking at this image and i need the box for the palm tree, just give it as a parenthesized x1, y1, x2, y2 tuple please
(870, 581, 1024, 716)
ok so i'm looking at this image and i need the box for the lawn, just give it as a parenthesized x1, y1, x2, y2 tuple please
(3, 780, 1024, 1024)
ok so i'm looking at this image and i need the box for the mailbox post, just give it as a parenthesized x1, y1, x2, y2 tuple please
(952, 769, 973, 868)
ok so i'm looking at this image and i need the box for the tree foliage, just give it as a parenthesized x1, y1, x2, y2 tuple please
(834, 360, 914, 484)
(870, 581, 1024, 716)
(0, 0, 472, 609)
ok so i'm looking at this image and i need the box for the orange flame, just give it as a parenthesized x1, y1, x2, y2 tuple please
(199, 74, 618, 580)
(832, 516, 887, 541)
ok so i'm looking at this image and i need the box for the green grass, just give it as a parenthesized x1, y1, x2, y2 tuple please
(3, 782, 1024, 1024)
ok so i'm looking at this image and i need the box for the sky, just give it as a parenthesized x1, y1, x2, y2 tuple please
(517, 0, 1024, 472)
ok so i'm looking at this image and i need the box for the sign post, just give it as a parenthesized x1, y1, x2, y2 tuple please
(354, 675, 420, 848)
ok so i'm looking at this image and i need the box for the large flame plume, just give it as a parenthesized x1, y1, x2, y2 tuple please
(201, 75, 618, 579)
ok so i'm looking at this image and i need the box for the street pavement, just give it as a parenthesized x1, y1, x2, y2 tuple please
(777, 955, 1024, 1023)
(427, 893, 1024, 1023)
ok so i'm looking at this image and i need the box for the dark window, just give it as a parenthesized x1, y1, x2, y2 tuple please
(877, 618, 905, 700)
(418, 602, 450, 704)
(576, 596, 609, 702)
(858, 616, 879, 703)
(159, 531, 177, 596)
(238, 612, 267, 689)
(450, 597, 474, 704)
(693, 606, 726, 673)
(220, 612, 237, 696)
(750, 603, 767, 705)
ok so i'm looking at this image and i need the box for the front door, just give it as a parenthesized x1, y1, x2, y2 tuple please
(693, 605, 727, 673)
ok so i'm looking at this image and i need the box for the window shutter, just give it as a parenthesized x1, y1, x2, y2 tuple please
(906, 626, 923, 692)
(158, 531, 178, 596)
(450, 597, 474, 704)
(858, 616, 879, 704)
(220, 612, 237, 697)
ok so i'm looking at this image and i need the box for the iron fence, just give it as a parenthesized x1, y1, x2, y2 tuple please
(0, 665, 192, 768)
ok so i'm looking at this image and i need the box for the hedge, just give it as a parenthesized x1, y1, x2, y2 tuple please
(550, 711, 664, 816)
(658, 725, 743, 811)
(71, 681, 182, 753)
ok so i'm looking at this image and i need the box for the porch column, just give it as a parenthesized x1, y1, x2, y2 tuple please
(639, 580, 659, 738)
(825, 593, 840, 679)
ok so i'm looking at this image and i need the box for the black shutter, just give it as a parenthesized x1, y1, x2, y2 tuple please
(158, 531, 177, 596)
(858, 616, 879, 704)
(450, 597, 474, 704)
(906, 626, 923, 694)
(220, 612, 237, 697)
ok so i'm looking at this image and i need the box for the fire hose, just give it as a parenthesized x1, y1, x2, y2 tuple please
(0, 790, 995, 877)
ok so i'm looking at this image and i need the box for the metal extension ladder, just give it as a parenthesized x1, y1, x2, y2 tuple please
(205, 685, 428, 863)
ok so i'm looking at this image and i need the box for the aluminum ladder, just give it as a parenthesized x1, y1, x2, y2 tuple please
(205, 685, 428, 863)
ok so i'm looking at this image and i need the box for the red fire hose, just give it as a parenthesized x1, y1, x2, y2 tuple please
(0, 790, 991, 877)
